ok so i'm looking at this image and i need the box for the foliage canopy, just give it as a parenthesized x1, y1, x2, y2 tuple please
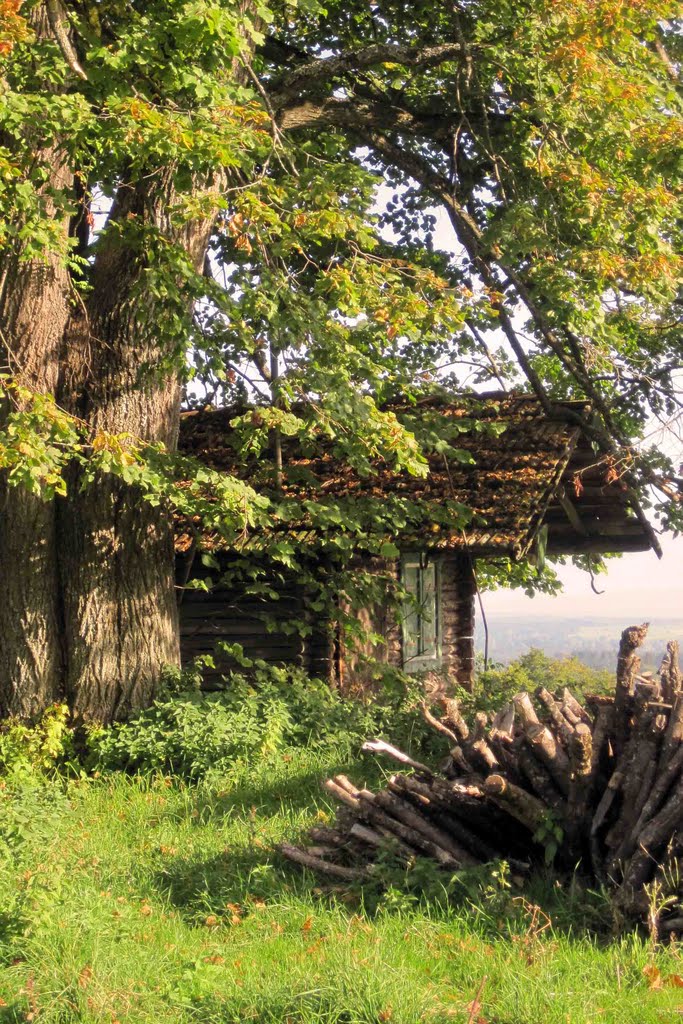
(0, 1, 681, 718)
(1, 1, 680, 524)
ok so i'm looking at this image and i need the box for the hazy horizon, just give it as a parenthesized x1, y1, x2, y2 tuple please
(483, 536, 682, 621)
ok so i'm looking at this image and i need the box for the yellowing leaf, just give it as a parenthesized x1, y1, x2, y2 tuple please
(643, 964, 662, 989)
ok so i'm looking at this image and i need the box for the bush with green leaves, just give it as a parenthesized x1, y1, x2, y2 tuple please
(455, 649, 612, 717)
(85, 664, 439, 780)
(0, 652, 612, 784)
(0, 703, 75, 776)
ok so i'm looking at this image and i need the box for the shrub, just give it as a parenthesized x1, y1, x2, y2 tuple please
(86, 664, 438, 779)
(457, 649, 612, 716)
(0, 703, 75, 775)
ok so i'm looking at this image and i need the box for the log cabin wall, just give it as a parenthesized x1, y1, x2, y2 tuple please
(440, 553, 476, 690)
(178, 551, 477, 693)
(178, 570, 310, 688)
(337, 552, 477, 694)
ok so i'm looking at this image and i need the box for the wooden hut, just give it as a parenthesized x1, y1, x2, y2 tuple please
(175, 394, 659, 691)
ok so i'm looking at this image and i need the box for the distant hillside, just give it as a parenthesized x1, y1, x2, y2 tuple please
(475, 615, 683, 672)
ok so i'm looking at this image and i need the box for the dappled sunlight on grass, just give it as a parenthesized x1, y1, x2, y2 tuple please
(2, 748, 683, 1022)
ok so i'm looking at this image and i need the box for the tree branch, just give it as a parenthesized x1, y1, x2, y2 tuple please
(46, 0, 87, 80)
(270, 41, 468, 105)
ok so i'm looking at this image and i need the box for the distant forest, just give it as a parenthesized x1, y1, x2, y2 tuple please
(476, 616, 683, 672)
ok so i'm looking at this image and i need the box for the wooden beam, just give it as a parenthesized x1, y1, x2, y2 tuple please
(556, 487, 588, 535)
(546, 536, 653, 555)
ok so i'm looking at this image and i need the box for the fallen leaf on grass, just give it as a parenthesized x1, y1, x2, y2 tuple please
(78, 966, 93, 989)
(644, 964, 663, 989)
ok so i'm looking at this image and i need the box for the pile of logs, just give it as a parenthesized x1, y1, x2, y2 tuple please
(281, 624, 683, 932)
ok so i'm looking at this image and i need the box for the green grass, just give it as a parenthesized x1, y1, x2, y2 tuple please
(1, 748, 683, 1024)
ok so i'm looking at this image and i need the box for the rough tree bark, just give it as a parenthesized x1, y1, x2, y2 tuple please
(0, 3, 72, 718)
(56, 172, 223, 722)
(0, 2, 253, 722)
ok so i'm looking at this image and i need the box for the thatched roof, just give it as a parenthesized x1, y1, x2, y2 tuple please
(177, 393, 659, 560)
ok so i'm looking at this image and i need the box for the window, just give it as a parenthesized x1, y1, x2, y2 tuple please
(401, 555, 441, 671)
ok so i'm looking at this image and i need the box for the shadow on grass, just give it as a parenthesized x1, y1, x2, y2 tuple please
(178, 755, 385, 818)
(150, 762, 616, 943)
(154, 841, 337, 918)
(0, 1005, 26, 1024)
(160, 992, 510, 1024)
(152, 759, 369, 918)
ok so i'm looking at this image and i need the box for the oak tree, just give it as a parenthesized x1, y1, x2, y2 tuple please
(0, 0, 680, 720)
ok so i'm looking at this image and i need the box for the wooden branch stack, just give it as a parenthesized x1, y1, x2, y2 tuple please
(281, 625, 683, 931)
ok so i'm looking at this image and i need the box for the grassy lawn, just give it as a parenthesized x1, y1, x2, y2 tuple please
(1, 746, 683, 1023)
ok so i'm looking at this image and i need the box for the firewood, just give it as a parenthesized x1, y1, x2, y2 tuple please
(439, 696, 469, 741)
(390, 774, 493, 826)
(513, 692, 540, 730)
(387, 774, 431, 805)
(421, 702, 459, 745)
(567, 723, 593, 827)
(361, 740, 433, 776)
(584, 694, 615, 708)
(324, 778, 360, 810)
(606, 707, 666, 873)
(536, 687, 575, 747)
(356, 791, 458, 867)
(305, 845, 341, 858)
(660, 641, 681, 703)
(389, 774, 506, 863)
(483, 774, 547, 833)
(489, 703, 515, 743)
(286, 629, 683, 933)
(658, 691, 683, 774)
(471, 711, 488, 743)
(588, 705, 614, 784)
(488, 736, 525, 785)
(622, 744, 683, 861)
(591, 769, 624, 838)
(334, 774, 362, 798)
(604, 694, 659, 858)
(635, 679, 661, 702)
(560, 702, 582, 726)
(518, 748, 563, 809)
(614, 622, 649, 757)
(468, 737, 499, 773)
(310, 827, 347, 847)
(373, 790, 477, 866)
(524, 723, 570, 795)
(617, 774, 683, 900)
(449, 745, 475, 774)
(349, 822, 412, 858)
(561, 688, 593, 726)
(280, 843, 367, 880)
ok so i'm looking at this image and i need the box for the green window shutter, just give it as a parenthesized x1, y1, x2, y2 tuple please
(401, 556, 441, 671)
(402, 561, 420, 663)
(420, 562, 437, 657)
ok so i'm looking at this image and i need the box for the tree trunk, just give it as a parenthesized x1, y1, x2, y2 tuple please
(0, 3, 72, 718)
(56, 174, 218, 721)
(0, 6, 255, 722)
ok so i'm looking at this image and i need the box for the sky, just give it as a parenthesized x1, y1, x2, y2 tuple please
(483, 536, 683, 620)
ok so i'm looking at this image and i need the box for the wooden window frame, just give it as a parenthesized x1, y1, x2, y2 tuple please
(400, 553, 442, 673)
